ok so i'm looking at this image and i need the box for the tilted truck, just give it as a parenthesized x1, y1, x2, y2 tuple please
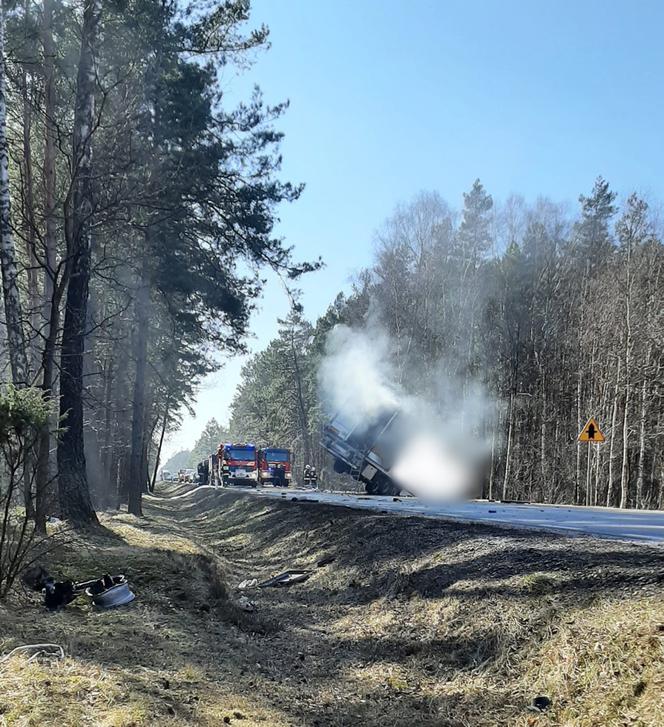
(321, 408, 402, 496)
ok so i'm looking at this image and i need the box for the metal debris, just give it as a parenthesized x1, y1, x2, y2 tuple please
(238, 578, 259, 590)
(21, 566, 135, 610)
(85, 575, 135, 608)
(258, 570, 312, 588)
(0, 643, 64, 665)
(316, 555, 336, 568)
(237, 595, 256, 612)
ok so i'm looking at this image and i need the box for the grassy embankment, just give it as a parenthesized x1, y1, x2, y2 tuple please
(1, 483, 663, 726)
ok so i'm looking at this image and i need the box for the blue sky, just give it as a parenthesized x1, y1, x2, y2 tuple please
(163, 0, 664, 460)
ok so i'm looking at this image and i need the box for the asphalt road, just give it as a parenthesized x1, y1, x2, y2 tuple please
(228, 485, 664, 544)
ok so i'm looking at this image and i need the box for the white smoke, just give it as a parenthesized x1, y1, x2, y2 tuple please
(319, 320, 492, 501)
(390, 434, 475, 500)
(318, 324, 400, 431)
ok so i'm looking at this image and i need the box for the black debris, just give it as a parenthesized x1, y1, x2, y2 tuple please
(532, 696, 551, 711)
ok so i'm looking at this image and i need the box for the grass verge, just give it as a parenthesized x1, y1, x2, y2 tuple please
(1, 484, 663, 726)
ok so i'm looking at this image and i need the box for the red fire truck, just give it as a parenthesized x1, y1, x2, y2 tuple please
(257, 447, 293, 486)
(216, 442, 258, 487)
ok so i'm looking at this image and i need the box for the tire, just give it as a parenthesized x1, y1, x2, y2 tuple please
(365, 474, 400, 496)
(333, 459, 352, 475)
(365, 480, 379, 495)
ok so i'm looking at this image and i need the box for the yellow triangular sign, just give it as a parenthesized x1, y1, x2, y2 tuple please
(578, 417, 605, 443)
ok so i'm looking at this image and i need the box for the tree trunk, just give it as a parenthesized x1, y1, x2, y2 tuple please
(42, 0, 57, 322)
(289, 325, 312, 466)
(635, 350, 650, 509)
(57, 0, 102, 526)
(539, 382, 546, 499)
(34, 0, 61, 533)
(575, 375, 582, 505)
(99, 355, 115, 506)
(151, 401, 170, 493)
(619, 236, 633, 510)
(502, 392, 514, 500)
(0, 2, 29, 387)
(127, 255, 150, 516)
(593, 442, 600, 506)
(488, 424, 496, 500)
(606, 357, 621, 507)
(20, 29, 40, 376)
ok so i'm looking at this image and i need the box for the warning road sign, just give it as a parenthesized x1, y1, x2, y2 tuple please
(578, 417, 605, 443)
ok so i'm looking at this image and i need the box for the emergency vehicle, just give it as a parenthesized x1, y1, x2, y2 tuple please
(216, 442, 258, 486)
(257, 447, 293, 486)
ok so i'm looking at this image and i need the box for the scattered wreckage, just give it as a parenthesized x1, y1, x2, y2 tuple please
(22, 566, 135, 610)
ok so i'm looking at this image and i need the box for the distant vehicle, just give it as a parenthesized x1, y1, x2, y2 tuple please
(216, 443, 258, 487)
(160, 469, 172, 481)
(177, 469, 187, 482)
(321, 408, 402, 496)
(257, 447, 292, 486)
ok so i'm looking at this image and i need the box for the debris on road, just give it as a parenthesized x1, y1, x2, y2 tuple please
(258, 570, 312, 588)
(85, 575, 135, 608)
(0, 643, 65, 665)
(21, 566, 135, 610)
(44, 579, 78, 610)
(22, 568, 77, 610)
(238, 578, 258, 590)
(316, 555, 336, 568)
(531, 696, 552, 712)
(237, 595, 256, 612)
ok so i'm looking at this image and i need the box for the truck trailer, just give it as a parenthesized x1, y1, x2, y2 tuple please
(321, 408, 402, 496)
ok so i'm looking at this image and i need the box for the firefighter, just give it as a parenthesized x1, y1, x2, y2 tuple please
(273, 463, 286, 488)
(303, 464, 317, 487)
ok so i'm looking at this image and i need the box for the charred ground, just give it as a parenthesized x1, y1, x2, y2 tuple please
(1, 484, 663, 726)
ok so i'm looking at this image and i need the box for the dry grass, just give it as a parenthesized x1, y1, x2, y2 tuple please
(1, 483, 663, 726)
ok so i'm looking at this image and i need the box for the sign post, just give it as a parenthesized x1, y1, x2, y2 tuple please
(578, 418, 605, 505)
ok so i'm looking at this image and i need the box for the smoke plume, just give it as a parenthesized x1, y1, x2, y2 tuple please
(319, 321, 492, 500)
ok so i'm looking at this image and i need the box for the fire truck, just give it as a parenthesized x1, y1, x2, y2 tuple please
(257, 447, 293, 486)
(216, 442, 258, 487)
(321, 408, 402, 496)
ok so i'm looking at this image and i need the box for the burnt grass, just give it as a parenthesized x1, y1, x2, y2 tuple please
(1, 484, 663, 726)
